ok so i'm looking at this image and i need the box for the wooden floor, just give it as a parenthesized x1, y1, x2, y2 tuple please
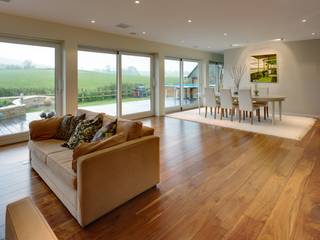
(0, 117, 320, 240)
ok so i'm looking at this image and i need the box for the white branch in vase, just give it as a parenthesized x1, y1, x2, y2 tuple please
(230, 64, 247, 90)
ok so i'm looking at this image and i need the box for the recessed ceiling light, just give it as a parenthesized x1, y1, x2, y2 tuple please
(271, 38, 284, 42)
(231, 43, 242, 47)
(223, 33, 228, 36)
(134, 0, 140, 4)
(301, 19, 307, 23)
(311, 32, 316, 35)
(181, 40, 185, 43)
(187, 19, 192, 23)
(142, 31, 146, 35)
(90, 20, 96, 24)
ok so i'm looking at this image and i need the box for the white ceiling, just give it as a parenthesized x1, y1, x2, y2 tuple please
(0, 0, 319, 53)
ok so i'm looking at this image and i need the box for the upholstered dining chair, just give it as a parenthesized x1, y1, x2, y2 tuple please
(238, 89, 261, 124)
(220, 89, 237, 121)
(203, 87, 220, 118)
(256, 87, 269, 119)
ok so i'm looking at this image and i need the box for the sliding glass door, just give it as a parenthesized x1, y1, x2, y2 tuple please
(77, 49, 153, 118)
(78, 50, 117, 116)
(0, 39, 61, 141)
(165, 58, 200, 112)
(121, 54, 152, 115)
(182, 60, 200, 108)
(164, 59, 180, 109)
(208, 62, 223, 92)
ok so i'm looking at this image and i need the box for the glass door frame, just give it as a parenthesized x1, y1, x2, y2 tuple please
(165, 57, 201, 113)
(118, 51, 155, 119)
(78, 46, 118, 116)
(77, 47, 155, 119)
(0, 36, 63, 145)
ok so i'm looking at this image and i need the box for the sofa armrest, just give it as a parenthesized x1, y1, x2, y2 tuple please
(76, 136, 160, 226)
(6, 197, 58, 240)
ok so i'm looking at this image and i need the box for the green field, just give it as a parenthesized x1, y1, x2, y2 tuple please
(0, 69, 152, 91)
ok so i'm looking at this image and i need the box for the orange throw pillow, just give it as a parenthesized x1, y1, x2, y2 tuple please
(29, 117, 63, 141)
(72, 133, 126, 172)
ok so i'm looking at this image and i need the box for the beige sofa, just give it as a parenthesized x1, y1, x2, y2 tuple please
(28, 110, 160, 227)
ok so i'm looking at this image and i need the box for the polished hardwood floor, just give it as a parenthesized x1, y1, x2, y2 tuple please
(0, 117, 320, 240)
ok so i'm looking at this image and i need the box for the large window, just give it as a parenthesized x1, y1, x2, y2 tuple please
(78, 50, 117, 115)
(164, 59, 180, 108)
(0, 40, 59, 137)
(121, 54, 151, 115)
(208, 62, 223, 91)
(77, 49, 153, 117)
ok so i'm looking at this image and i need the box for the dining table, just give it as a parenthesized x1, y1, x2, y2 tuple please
(209, 94, 286, 125)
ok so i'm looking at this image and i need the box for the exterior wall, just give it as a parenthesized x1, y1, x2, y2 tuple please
(0, 12, 223, 117)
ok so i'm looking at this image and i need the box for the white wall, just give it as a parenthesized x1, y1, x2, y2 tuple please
(0, 12, 223, 116)
(224, 39, 320, 117)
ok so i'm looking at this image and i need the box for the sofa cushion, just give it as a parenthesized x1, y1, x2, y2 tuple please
(72, 133, 127, 172)
(47, 150, 77, 189)
(54, 114, 86, 140)
(28, 139, 68, 164)
(92, 119, 117, 142)
(63, 114, 104, 149)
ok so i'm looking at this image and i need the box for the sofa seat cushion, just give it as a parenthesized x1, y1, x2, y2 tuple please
(28, 139, 68, 164)
(47, 150, 77, 190)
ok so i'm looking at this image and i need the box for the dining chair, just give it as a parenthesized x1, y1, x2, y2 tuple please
(220, 89, 237, 121)
(238, 89, 261, 124)
(256, 87, 269, 119)
(203, 88, 220, 118)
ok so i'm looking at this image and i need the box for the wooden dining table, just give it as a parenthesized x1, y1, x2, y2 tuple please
(211, 94, 286, 125)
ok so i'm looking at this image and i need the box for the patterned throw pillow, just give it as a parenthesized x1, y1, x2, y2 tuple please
(63, 114, 103, 149)
(92, 119, 118, 142)
(54, 114, 86, 140)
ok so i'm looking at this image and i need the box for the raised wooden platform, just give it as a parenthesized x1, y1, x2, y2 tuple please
(0, 117, 319, 239)
(0, 112, 39, 136)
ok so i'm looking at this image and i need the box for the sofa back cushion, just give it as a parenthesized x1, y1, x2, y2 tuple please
(72, 133, 126, 172)
(77, 109, 106, 120)
(29, 117, 63, 141)
(63, 114, 103, 149)
(141, 126, 155, 137)
(117, 119, 143, 141)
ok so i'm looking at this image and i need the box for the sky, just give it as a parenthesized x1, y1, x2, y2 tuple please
(0, 42, 55, 67)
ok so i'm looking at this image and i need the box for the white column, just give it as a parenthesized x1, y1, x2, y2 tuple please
(63, 41, 78, 115)
(154, 53, 165, 116)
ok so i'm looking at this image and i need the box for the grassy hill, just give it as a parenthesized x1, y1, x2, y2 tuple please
(0, 69, 152, 91)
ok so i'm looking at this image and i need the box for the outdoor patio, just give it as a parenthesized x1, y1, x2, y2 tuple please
(0, 98, 200, 137)
(0, 100, 151, 137)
